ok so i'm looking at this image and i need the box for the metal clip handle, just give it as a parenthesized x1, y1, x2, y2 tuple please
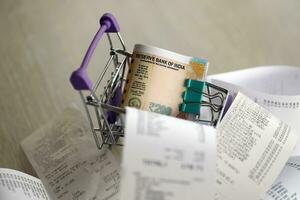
(70, 13, 120, 90)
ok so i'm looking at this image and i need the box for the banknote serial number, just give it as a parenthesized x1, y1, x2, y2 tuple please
(149, 102, 172, 115)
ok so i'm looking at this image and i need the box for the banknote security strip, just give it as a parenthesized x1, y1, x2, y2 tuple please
(179, 79, 228, 126)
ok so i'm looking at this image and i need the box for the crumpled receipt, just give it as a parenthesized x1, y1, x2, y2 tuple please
(21, 106, 121, 200)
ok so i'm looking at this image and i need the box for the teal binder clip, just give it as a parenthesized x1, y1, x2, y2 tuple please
(180, 79, 228, 126)
(181, 79, 205, 114)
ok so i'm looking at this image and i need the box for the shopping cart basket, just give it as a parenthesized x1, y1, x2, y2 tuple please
(70, 13, 228, 149)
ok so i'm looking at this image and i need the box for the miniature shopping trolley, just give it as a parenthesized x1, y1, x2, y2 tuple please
(70, 13, 228, 149)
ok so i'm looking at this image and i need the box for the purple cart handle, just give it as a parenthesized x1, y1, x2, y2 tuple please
(70, 13, 120, 90)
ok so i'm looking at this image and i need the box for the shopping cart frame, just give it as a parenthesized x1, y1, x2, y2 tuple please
(70, 13, 130, 149)
(70, 13, 229, 149)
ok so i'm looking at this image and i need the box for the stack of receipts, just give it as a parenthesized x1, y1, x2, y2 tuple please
(18, 66, 300, 200)
(121, 92, 298, 200)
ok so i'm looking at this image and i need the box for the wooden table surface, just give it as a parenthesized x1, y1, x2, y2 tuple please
(1, 0, 300, 176)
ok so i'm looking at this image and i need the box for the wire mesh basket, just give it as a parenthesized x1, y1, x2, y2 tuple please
(70, 13, 131, 149)
(70, 13, 228, 149)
